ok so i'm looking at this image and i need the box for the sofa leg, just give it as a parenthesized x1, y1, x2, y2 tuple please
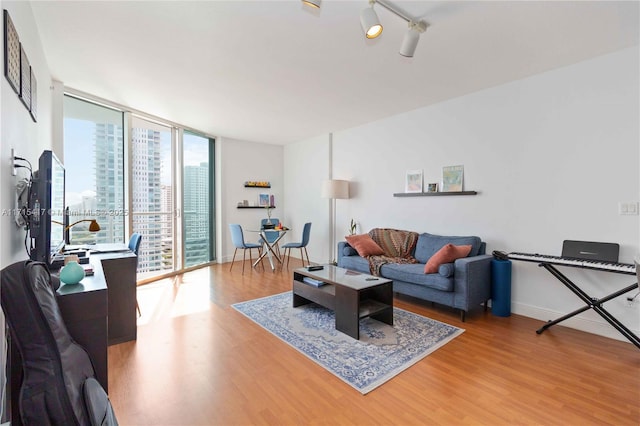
(460, 310, 466, 322)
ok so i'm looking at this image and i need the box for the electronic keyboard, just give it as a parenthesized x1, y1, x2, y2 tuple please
(508, 252, 636, 275)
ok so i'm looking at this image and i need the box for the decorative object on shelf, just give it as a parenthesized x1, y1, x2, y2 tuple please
(244, 181, 271, 188)
(393, 191, 477, 197)
(405, 169, 423, 193)
(59, 260, 85, 285)
(442, 165, 464, 192)
(258, 193, 270, 207)
(427, 183, 438, 193)
(349, 218, 357, 236)
(3, 10, 20, 94)
(265, 204, 274, 225)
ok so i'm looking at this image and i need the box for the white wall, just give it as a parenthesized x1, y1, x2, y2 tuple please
(1, 1, 53, 419)
(218, 137, 284, 263)
(284, 47, 640, 342)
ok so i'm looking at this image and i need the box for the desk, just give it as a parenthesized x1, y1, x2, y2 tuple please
(248, 229, 288, 271)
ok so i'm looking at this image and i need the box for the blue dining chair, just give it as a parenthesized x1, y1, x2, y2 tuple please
(260, 218, 281, 255)
(282, 222, 312, 268)
(229, 224, 263, 274)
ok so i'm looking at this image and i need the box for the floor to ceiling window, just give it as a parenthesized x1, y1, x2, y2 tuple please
(63, 94, 216, 281)
(130, 116, 174, 279)
(63, 96, 125, 245)
(183, 131, 215, 267)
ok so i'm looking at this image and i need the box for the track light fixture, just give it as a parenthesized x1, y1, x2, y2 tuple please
(368, 0, 428, 57)
(400, 20, 428, 57)
(360, 3, 383, 39)
(301, 0, 321, 9)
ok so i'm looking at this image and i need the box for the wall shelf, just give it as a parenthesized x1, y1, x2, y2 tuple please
(237, 206, 276, 209)
(393, 191, 478, 197)
(244, 184, 271, 188)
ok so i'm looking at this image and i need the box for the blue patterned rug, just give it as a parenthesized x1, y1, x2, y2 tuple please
(232, 292, 464, 394)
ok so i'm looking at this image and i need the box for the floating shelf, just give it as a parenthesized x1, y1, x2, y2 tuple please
(244, 184, 271, 188)
(393, 191, 478, 197)
(237, 206, 276, 209)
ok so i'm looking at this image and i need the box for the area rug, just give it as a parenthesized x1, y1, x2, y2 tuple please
(232, 292, 464, 394)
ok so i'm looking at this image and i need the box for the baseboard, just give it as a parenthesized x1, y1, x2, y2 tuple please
(511, 302, 640, 344)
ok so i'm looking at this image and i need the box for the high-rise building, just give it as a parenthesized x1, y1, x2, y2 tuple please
(184, 162, 209, 266)
(130, 127, 163, 272)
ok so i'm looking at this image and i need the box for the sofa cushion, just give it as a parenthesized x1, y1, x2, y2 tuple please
(338, 254, 370, 274)
(380, 263, 454, 292)
(345, 234, 385, 257)
(414, 232, 482, 264)
(424, 244, 472, 273)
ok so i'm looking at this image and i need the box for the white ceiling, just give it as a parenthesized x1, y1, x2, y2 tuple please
(30, 0, 639, 145)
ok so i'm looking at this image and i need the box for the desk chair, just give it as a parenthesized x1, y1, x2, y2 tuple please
(282, 222, 312, 268)
(229, 224, 263, 274)
(128, 233, 142, 316)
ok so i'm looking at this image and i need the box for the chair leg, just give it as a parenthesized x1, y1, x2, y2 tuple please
(284, 247, 290, 269)
(242, 248, 247, 274)
(230, 248, 238, 271)
(303, 247, 310, 266)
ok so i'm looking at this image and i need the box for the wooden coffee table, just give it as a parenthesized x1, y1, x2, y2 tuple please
(292, 265, 393, 340)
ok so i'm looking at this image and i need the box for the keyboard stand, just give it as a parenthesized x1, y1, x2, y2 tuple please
(536, 263, 640, 349)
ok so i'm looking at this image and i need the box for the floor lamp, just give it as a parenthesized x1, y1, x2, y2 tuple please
(322, 179, 349, 263)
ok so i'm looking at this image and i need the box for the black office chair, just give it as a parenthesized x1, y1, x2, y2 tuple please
(128, 233, 142, 316)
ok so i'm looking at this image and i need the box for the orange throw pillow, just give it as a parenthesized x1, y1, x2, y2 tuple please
(345, 234, 385, 257)
(424, 244, 472, 274)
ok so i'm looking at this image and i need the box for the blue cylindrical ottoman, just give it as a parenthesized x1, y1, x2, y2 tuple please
(491, 259, 512, 317)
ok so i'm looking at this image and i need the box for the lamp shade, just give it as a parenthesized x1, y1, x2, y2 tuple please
(301, 0, 321, 8)
(360, 7, 383, 39)
(322, 179, 349, 199)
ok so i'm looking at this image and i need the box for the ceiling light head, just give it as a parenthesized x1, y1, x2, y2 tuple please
(301, 0, 321, 9)
(360, 6, 383, 39)
(399, 21, 428, 58)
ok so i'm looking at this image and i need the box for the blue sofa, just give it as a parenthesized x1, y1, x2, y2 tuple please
(337, 232, 492, 321)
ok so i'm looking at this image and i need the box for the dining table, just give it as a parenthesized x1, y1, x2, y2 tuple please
(247, 227, 289, 271)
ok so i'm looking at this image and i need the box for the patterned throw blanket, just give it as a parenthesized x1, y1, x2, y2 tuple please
(367, 228, 419, 276)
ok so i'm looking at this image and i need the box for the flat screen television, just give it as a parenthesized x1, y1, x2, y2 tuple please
(29, 150, 65, 268)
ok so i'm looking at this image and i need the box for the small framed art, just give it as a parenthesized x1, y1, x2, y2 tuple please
(427, 183, 438, 193)
(405, 169, 423, 193)
(442, 165, 464, 192)
(258, 193, 270, 206)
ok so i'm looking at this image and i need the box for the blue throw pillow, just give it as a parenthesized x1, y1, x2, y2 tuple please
(438, 263, 455, 277)
(343, 246, 357, 256)
(414, 232, 481, 264)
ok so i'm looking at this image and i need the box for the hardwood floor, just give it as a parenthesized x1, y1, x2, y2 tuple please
(108, 259, 640, 425)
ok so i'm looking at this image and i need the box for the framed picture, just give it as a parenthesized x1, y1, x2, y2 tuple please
(427, 183, 438, 193)
(258, 193, 270, 206)
(29, 67, 37, 122)
(4, 10, 21, 94)
(442, 165, 464, 192)
(405, 169, 423, 193)
(19, 45, 31, 110)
